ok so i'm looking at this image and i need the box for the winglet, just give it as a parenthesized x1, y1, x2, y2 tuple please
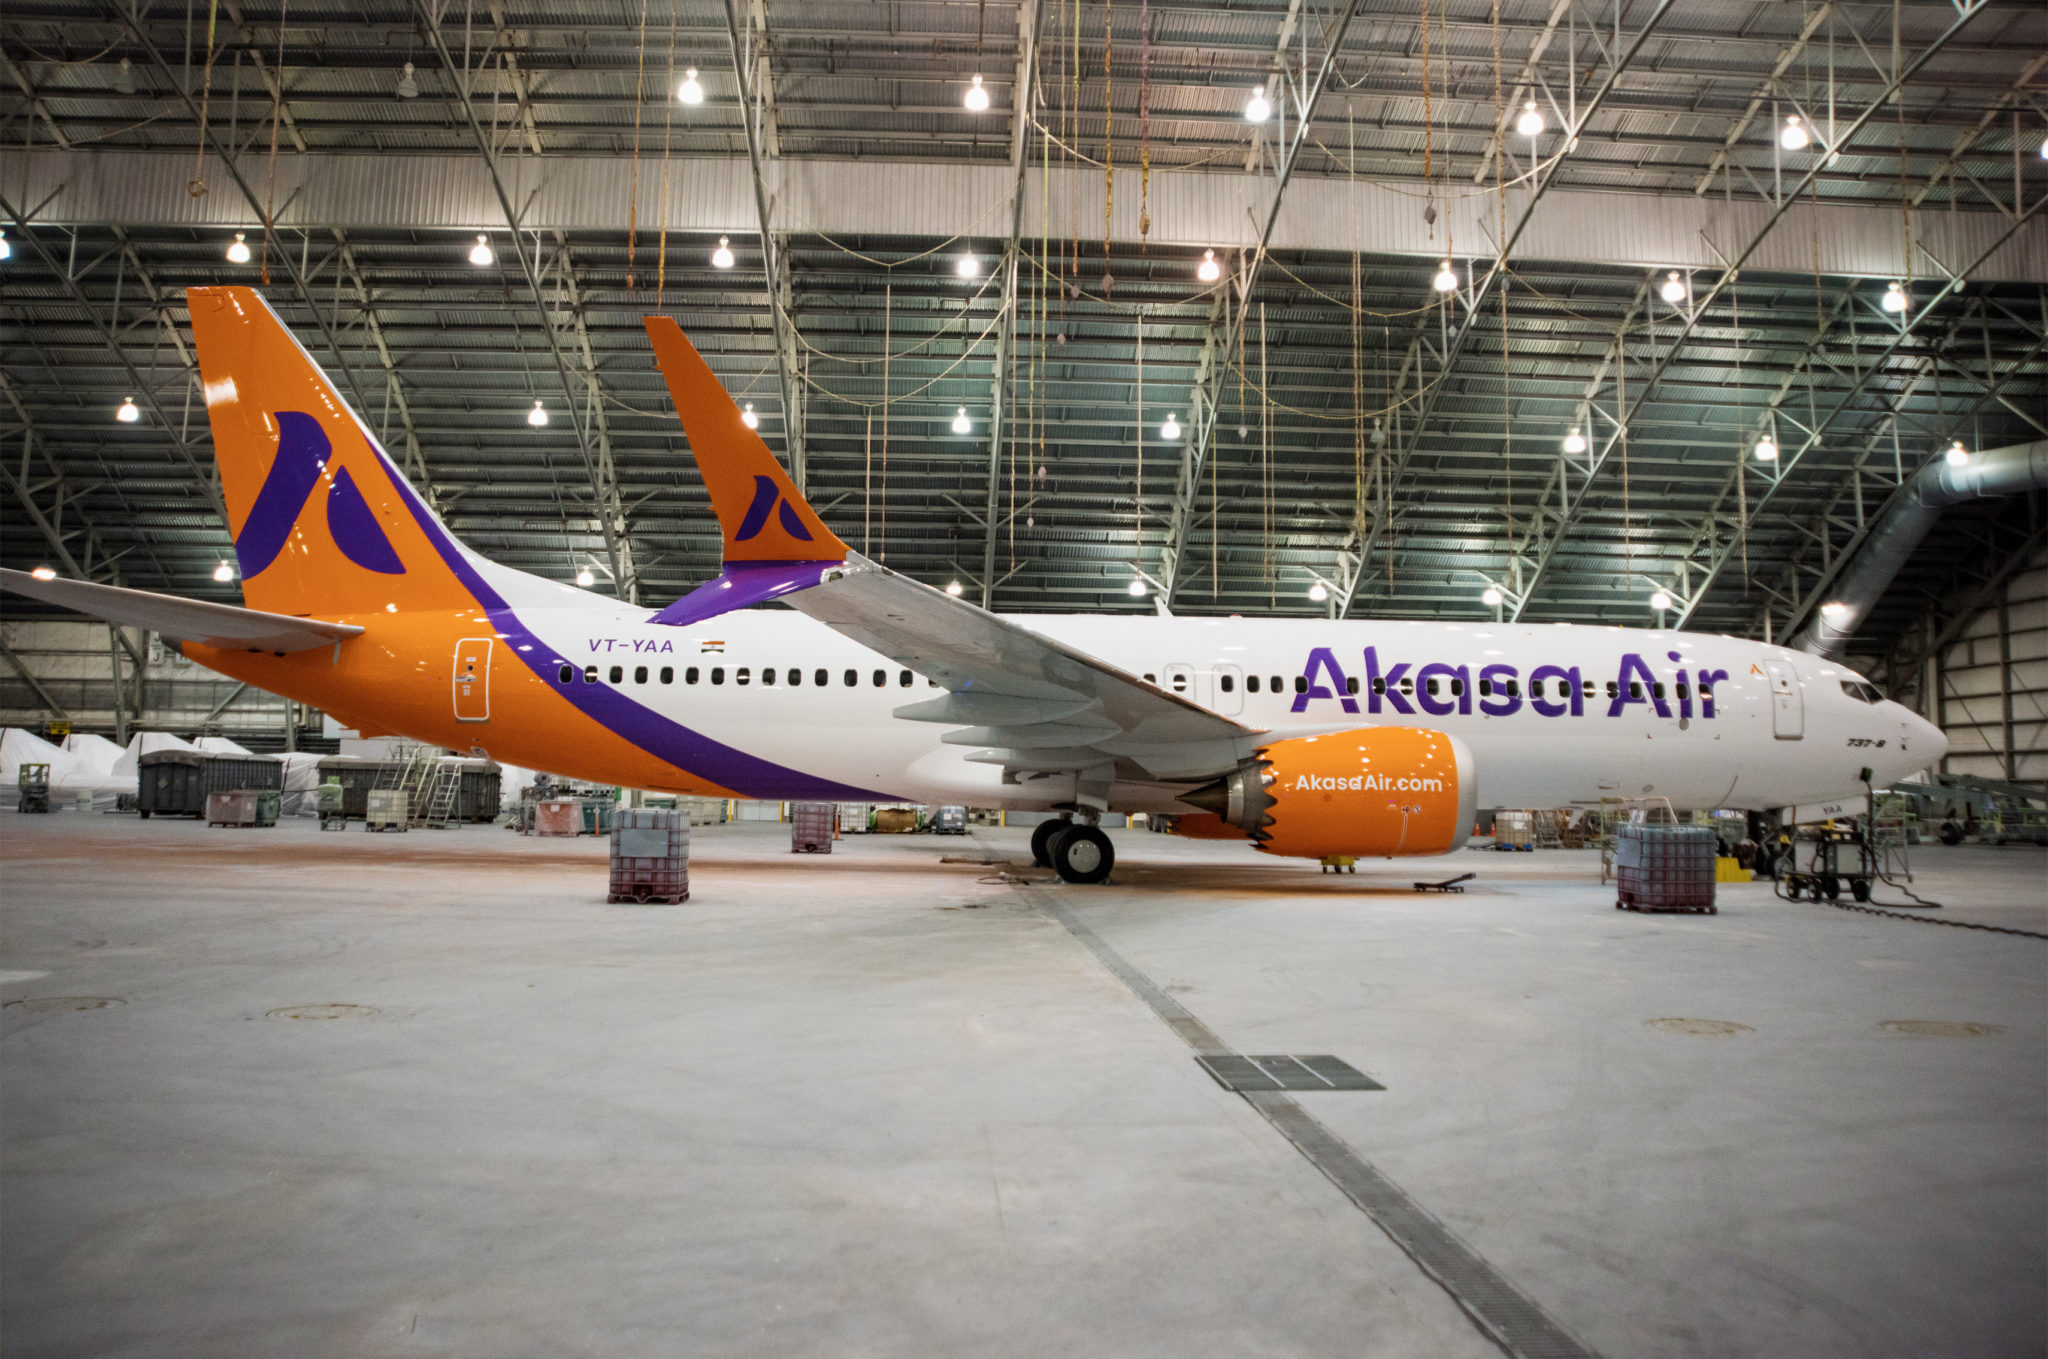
(643, 316, 848, 564)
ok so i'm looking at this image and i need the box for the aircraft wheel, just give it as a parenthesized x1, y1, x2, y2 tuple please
(1030, 818, 1069, 868)
(1820, 874, 1841, 900)
(1050, 824, 1114, 885)
(1851, 877, 1872, 902)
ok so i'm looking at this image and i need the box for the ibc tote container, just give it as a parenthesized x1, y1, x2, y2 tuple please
(1615, 822, 1718, 914)
(610, 808, 689, 903)
(789, 802, 835, 853)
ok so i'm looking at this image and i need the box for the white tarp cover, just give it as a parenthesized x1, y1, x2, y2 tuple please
(192, 736, 255, 757)
(278, 751, 325, 817)
(62, 733, 126, 780)
(108, 731, 198, 786)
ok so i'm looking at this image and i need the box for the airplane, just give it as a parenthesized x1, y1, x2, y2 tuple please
(2, 286, 1946, 884)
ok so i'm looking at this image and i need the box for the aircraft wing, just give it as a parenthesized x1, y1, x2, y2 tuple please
(0, 569, 364, 653)
(788, 554, 1264, 784)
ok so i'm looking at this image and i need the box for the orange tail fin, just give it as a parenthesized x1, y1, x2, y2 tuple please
(189, 286, 474, 617)
(643, 317, 847, 564)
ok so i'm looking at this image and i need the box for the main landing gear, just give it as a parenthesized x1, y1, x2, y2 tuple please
(1030, 817, 1116, 885)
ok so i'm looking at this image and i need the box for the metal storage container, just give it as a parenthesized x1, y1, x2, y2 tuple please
(837, 803, 870, 834)
(366, 788, 409, 831)
(205, 789, 277, 827)
(789, 802, 835, 853)
(1495, 810, 1535, 850)
(455, 759, 503, 823)
(610, 808, 689, 903)
(313, 756, 401, 819)
(138, 750, 282, 817)
(1615, 822, 1718, 913)
(579, 798, 614, 836)
(931, 805, 967, 834)
(534, 799, 581, 837)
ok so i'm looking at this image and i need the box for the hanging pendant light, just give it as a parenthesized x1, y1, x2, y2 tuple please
(1944, 440, 1968, 467)
(964, 74, 989, 112)
(1481, 586, 1504, 607)
(527, 400, 549, 427)
(1779, 114, 1809, 151)
(395, 61, 419, 99)
(115, 396, 140, 423)
(678, 68, 704, 105)
(1197, 249, 1221, 283)
(1432, 260, 1458, 293)
(1881, 280, 1907, 313)
(956, 252, 979, 279)
(468, 234, 494, 266)
(1159, 413, 1181, 440)
(576, 567, 595, 588)
(1659, 270, 1688, 305)
(1753, 434, 1779, 462)
(1649, 590, 1673, 612)
(1515, 100, 1543, 137)
(945, 581, 964, 596)
(952, 407, 972, 435)
(1127, 578, 1148, 598)
(711, 236, 734, 269)
(31, 566, 58, 580)
(741, 403, 759, 430)
(1307, 581, 1329, 603)
(0, 230, 10, 262)
(1561, 426, 1586, 454)
(1244, 86, 1270, 123)
(225, 232, 251, 264)
(1819, 601, 1850, 621)
(213, 560, 235, 582)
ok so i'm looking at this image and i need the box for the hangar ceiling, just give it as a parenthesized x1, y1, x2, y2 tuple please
(2, 0, 2044, 679)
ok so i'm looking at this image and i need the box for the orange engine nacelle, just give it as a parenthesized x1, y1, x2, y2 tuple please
(1176, 728, 1476, 859)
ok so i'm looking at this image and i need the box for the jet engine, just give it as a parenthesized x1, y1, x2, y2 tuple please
(1176, 728, 1476, 858)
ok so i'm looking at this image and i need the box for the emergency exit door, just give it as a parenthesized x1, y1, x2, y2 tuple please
(453, 638, 493, 722)
(1764, 659, 1803, 739)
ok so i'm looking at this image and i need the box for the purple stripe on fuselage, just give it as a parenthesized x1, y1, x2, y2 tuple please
(651, 559, 833, 628)
(364, 438, 887, 800)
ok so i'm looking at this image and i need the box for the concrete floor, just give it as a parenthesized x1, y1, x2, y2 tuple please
(2, 813, 2042, 1359)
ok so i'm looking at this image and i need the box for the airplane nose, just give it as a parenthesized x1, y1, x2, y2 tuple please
(1902, 707, 1947, 770)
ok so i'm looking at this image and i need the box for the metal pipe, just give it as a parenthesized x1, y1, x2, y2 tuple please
(1795, 439, 2048, 657)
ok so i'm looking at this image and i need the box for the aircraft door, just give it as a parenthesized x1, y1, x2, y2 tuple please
(1162, 663, 1212, 709)
(1211, 664, 1244, 716)
(1765, 658, 1803, 739)
(454, 638, 493, 722)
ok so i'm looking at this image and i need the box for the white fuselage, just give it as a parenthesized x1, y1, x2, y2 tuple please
(507, 605, 1944, 815)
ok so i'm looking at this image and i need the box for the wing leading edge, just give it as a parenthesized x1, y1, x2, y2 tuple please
(0, 569, 364, 653)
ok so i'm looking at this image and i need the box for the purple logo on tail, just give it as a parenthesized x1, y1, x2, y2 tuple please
(232, 412, 405, 577)
(734, 475, 813, 543)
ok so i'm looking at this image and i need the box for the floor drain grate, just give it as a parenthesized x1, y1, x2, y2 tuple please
(2, 996, 124, 1014)
(1198, 1054, 1386, 1092)
(265, 1004, 378, 1021)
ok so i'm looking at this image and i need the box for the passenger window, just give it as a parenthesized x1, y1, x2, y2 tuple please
(634, 665, 648, 684)
(1246, 675, 1260, 694)
(557, 664, 573, 684)
(1629, 681, 1643, 699)
(844, 669, 858, 686)
(584, 665, 598, 684)
(1372, 677, 1386, 695)
(686, 666, 700, 684)
(1479, 679, 1493, 697)
(711, 667, 725, 685)
(609, 665, 623, 684)
(815, 669, 828, 686)
(660, 667, 674, 684)
(899, 670, 914, 687)
(1507, 680, 1520, 697)
(1606, 680, 1620, 698)
(1271, 676, 1282, 693)
(1294, 676, 1308, 695)
(1172, 673, 1189, 692)
(1219, 674, 1235, 693)
(872, 669, 886, 687)
(1582, 681, 1596, 696)
(1676, 682, 1688, 699)
(761, 668, 776, 686)
(1700, 684, 1714, 703)
(788, 668, 801, 687)
(737, 667, 751, 686)
(1345, 677, 1359, 696)
(1398, 678, 1414, 693)
(1652, 682, 1665, 700)
(1426, 679, 1439, 697)
(1450, 679, 1464, 697)
(1144, 673, 1157, 684)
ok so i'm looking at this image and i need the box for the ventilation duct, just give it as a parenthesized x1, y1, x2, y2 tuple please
(1796, 439, 2048, 658)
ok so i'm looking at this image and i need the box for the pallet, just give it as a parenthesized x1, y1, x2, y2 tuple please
(1616, 892, 1716, 914)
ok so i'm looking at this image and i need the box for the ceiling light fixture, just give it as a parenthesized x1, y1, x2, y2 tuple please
(711, 236, 734, 269)
(0, 230, 10, 262)
(1127, 578, 1148, 597)
(576, 568, 595, 588)
(225, 232, 251, 264)
(952, 407, 973, 435)
(1244, 86, 1270, 123)
(678, 68, 704, 105)
(741, 403, 758, 430)
(468, 234, 494, 266)
(395, 61, 419, 99)
(1197, 249, 1221, 283)
(1516, 99, 1544, 137)
(115, 396, 140, 423)
(1819, 601, 1850, 620)
(1881, 280, 1907, 313)
(964, 74, 989, 112)
(1660, 270, 1687, 305)
(1753, 434, 1779, 462)
(945, 581, 964, 596)
(1561, 426, 1586, 454)
(1307, 581, 1330, 603)
(31, 566, 57, 581)
(1779, 114, 1809, 151)
(528, 400, 549, 427)
(956, 252, 979, 278)
(1945, 440, 1969, 467)
(213, 560, 235, 582)
(1481, 586, 1504, 607)
(1159, 413, 1181, 440)
(1432, 260, 1458, 293)
(1649, 589, 1673, 612)
(114, 57, 136, 95)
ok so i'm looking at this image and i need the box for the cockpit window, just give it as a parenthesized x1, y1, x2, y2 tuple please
(1840, 679, 1883, 704)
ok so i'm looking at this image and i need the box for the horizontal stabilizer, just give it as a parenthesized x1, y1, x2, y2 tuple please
(0, 569, 364, 653)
